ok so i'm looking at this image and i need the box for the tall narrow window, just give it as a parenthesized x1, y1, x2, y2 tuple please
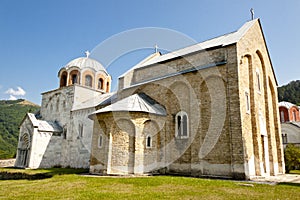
(175, 111, 189, 138)
(293, 110, 297, 121)
(146, 135, 152, 148)
(106, 82, 110, 92)
(256, 71, 261, 92)
(98, 78, 103, 90)
(282, 133, 288, 144)
(98, 134, 103, 148)
(72, 74, 77, 84)
(245, 92, 250, 113)
(79, 124, 83, 138)
(280, 111, 284, 122)
(85, 75, 92, 87)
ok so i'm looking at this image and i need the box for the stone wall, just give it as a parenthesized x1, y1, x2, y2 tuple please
(237, 20, 284, 177)
(0, 159, 15, 168)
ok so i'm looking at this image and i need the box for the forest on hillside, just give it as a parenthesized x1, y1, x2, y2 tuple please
(0, 99, 40, 159)
(278, 80, 300, 105)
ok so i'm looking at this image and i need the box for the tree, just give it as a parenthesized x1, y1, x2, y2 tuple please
(284, 144, 300, 173)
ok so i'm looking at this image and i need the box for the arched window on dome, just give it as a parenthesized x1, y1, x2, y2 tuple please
(106, 81, 110, 93)
(69, 70, 79, 85)
(85, 75, 93, 87)
(60, 71, 67, 88)
(98, 78, 104, 90)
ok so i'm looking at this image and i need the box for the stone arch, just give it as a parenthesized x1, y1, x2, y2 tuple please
(17, 132, 31, 167)
(170, 81, 190, 114)
(143, 119, 162, 171)
(85, 75, 93, 87)
(279, 107, 289, 122)
(98, 78, 104, 90)
(245, 54, 261, 175)
(69, 69, 80, 85)
(111, 118, 135, 174)
(59, 71, 68, 88)
(268, 77, 284, 173)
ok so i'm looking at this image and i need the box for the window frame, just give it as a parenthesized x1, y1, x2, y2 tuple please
(175, 111, 189, 139)
(85, 75, 93, 87)
(245, 92, 250, 114)
(146, 135, 152, 148)
(98, 134, 103, 148)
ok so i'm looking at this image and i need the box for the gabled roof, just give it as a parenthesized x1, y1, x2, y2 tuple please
(89, 93, 166, 118)
(26, 113, 62, 133)
(120, 19, 257, 78)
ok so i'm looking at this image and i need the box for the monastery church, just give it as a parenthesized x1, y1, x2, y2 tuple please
(15, 19, 285, 180)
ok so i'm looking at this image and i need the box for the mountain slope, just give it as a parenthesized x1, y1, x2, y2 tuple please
(278, 80, 300, 105)
(0, 99, 40, 159)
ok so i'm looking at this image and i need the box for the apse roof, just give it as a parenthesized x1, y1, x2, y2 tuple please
(89, 93, 166, 117)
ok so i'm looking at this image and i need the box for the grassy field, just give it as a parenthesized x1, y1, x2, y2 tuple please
(0, 168, 299, 200)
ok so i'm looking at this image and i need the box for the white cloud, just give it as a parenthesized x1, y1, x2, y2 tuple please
(8, 95, 17, 100)
(5, 86, 26, 96)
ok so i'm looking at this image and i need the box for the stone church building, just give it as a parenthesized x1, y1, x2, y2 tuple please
(15, 19, 285, 180)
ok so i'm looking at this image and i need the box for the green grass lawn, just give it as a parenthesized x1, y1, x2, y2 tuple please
(0, 168, 299, 200)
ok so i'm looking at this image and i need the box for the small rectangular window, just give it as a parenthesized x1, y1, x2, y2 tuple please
(98, 135, 103, 148)
(256, 72, 261, 92)
(282, 134, 288, 144)
(146, 136, 152, 148)
(245, 92, 250, 113)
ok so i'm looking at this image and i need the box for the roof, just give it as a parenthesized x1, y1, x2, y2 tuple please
(279, 101, 299, 110)
(27, 113, 62, 133)
(62, 56, 107, 73)
(89, 93, 166, 118)
(120, 19, 257, 78)
(72, 92, 115, 111)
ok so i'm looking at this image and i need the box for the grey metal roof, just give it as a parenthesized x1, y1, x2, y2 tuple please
(119, 19, 257, 78)
(72, 92, 115, 111)
(27, 113, 62, 133)
(62, 56, 107, 73)
(89, 93, 166, 117)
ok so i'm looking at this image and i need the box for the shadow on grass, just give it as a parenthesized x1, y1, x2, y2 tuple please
(277, 182, 300, 187)
(0, 167, 88, 181)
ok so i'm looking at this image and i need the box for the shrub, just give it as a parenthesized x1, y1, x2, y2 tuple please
(284, 144, 300, 173)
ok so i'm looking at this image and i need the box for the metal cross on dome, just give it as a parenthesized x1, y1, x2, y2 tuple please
(85, 50, 90, 58)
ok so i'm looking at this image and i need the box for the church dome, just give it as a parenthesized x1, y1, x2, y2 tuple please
(58, 52, 111, 93)
(63, 56, 107, 73)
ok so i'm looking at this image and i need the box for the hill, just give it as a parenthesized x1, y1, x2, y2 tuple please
(278, 80, 300, 105)
(0, 99, 40, 159)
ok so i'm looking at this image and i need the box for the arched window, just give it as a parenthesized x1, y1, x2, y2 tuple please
(78, 124, 83, 138)
(175, 111, 189, 138)
(72, 74, 77, 84)
(85, 75, 92, 87)
(293, 110, 297, 121)
(256, 71, 261, 92)
(146, 135, 152, 148)
(106, 81, 110, 92)
(98, 134, 103, 148)
(60, 72, 67, 87)
(98, 78, 104, 90)
(280, 111, 285, 122)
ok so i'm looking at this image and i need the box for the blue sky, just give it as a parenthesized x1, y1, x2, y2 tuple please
(0, 0, 299, 104)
